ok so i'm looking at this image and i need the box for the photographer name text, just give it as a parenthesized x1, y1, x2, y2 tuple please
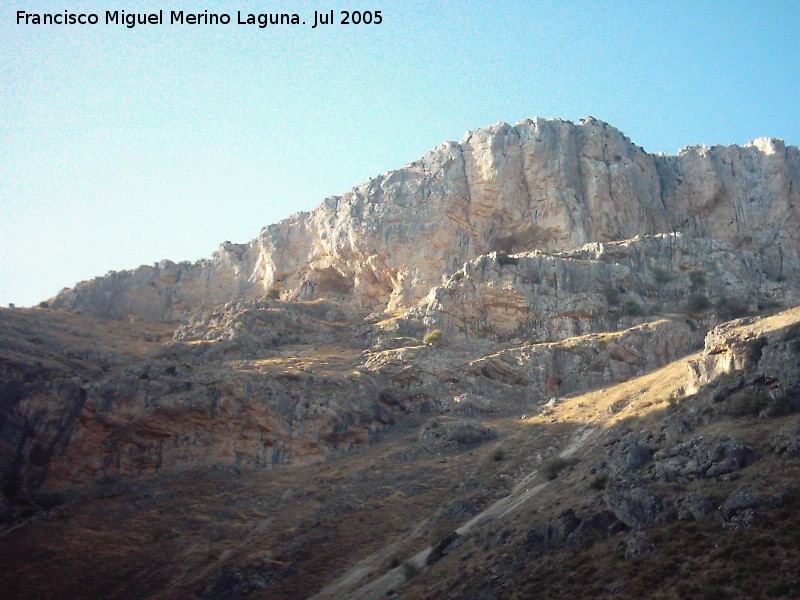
(16, 9, 384, 29)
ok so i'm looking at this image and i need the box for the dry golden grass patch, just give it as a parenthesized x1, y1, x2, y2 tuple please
(239, 344, 364, 376)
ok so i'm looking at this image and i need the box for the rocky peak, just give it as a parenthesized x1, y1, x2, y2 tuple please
(46, 117, 799, 322)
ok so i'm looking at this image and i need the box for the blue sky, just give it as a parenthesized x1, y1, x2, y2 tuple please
(1, 0, 798, 307)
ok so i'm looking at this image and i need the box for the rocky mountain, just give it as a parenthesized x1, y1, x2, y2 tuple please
(48, 117, 800, 321)
(2, 117, 800, 599)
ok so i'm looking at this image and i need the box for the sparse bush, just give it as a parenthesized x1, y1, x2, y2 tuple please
(652, 267, 674, 285)
(234, 321, 245, 330)
(402, 560, 420, 579)
(717, 296, 750, 320)
(496, 251, 520, 266)
(388, 555, 401, 569)
(37, 301, 49, 309)
(686, 294, 710, 314)
(492, 234, 519, 254)
(765, 392, 800, 417)
(542, 457, 577, 480)
(728, 385, 800, 418)
(622, 300, 645, 316)
(726, 389, 771, 417)
(784, 325, 800, 342)
(521, 271, 541, 285)
(590, 474, 608, 490)
(266, 287, 281, 300)
(602, 285, 620, 306)
(430, 524, 455, 546)
(423, 329, 446, 346)
(759, 299, 782, 311)
(688, 269, 706, 290)
(492, 448, 506, 462)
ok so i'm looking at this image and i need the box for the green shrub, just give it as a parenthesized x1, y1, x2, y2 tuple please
(765, 393, 800, 417)
(686, 294, 710, 314)
(603, 285, 620, 306)
(717, 296, 750, 320)
(402, 560, 421, 579)
(759, 299, 782, 311)
(521, 271, 542, 285)
(430, 524, 455, 546)
(423, 329, 446, 346)
(688, 269, 706, 290)
(496, 251, 520, 266)
(542, 457, 577, 480)
(652, 267, 674, 285)
(726, 389, 771, 417)
(728, 386, 800, 418)
(783, 324, 800, 342)
(590, 474, 608, 490)
(622, 300, 645, 316)
(266, 287, 281, 300)
(492, 448, 506, 462)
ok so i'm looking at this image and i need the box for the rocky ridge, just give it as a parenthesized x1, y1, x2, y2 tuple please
(48, 118, 800, 322)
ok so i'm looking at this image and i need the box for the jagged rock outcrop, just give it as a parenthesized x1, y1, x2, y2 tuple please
(49, 242, 255, 322)
(394, 233, 793, 342)
(358, 317, 701, 414)
(417, 417, 497, 452)
(595, 309, 800, 536)
(463, 319, 701, 395)
(686, 307, 800, 396)
(48, 118, 800, 322)
(9, 117, 800, 504)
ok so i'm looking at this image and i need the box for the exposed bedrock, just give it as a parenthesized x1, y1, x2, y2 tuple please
(48, 118, 800, 322)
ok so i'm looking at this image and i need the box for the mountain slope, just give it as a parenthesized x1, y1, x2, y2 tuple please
(1, 308, 798, 599)
(2, 116, 800, 599)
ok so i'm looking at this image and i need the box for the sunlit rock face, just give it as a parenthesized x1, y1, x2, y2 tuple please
(394, 233, 796, 343)
(49, 118, 800, 322)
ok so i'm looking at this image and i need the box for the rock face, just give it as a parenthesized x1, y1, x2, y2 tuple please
(0, 309, 173, 500)
(48, 118, 800, 322)
(6, 117, 800, 503)
(686, 308, 800, 396)
(49, 243, 255, 322)
(3, 306, 702, 496)
(396, 233, 793, 343)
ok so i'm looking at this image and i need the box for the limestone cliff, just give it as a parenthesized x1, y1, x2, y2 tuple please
(48, 117, 800, 321)
(397, 234, 795, 343)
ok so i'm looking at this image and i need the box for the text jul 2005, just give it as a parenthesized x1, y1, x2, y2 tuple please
(16, 9, 385, 29)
